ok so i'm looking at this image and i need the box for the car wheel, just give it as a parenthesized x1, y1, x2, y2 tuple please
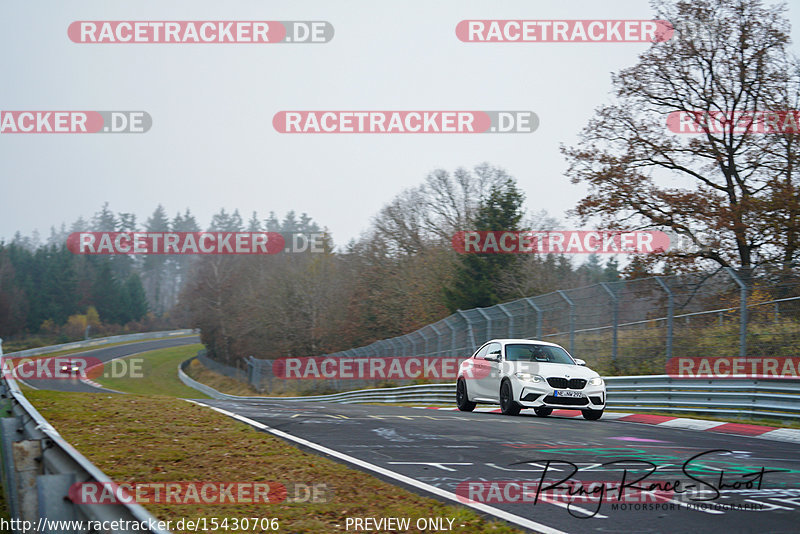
(499, 381, 521, 416)
(534, 407, 553, 417)
(582, 409, 603, 420)
(456, 379, 476, 412)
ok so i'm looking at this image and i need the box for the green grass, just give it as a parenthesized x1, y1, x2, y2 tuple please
(93, 344, 209, 398)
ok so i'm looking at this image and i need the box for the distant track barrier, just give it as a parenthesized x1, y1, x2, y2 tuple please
(0, 332, 193, 534)
(180, 358, 800, 421)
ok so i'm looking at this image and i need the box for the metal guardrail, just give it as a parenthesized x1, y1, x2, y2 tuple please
(179, 359, 800, 420)
(0, 333, 182, 534)
(4, 329, 196, 359)
(605, 375, 800, 420)
(178, 358, 455, 403)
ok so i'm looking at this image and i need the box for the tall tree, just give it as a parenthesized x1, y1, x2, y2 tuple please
(562, 0, 800, 282)
(142, 205, 170, 314)
(444, 178, 525, 310)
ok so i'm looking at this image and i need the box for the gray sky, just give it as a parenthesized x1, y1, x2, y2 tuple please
(2, 0, 799, 246)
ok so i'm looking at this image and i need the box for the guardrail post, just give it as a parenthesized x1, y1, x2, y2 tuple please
(13, 439, 42, 527)
(0, 418, 21, 527)
(557, 290, 576, 355)
(725, 267, 748, 358)
(37, 473, 78, 526)
(655, 277, 674, 362)
(524, 298, 543, 339)
(600, 283, 619, 362)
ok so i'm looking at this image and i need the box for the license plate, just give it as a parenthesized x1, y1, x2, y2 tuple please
(554, 390, 582, 398)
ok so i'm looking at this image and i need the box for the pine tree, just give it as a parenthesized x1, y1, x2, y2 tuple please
(444, 178, 525, 311)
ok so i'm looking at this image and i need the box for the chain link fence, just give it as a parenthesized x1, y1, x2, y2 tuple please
(199, 268, 800, 394)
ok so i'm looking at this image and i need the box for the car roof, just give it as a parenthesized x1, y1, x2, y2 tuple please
(481, 339, 564, 348)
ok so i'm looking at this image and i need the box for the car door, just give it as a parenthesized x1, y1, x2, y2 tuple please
(466, 343, 491, 398)
(483, 342, 503, 401)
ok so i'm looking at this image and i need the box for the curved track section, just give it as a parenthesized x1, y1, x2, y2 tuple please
(23, 335, 200, 393)
(195, 397, 800, 534)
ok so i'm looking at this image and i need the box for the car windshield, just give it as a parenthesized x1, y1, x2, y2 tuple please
(504, 344, 575, 364)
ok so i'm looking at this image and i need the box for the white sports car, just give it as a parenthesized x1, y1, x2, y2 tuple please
(456, 339, 606, 420)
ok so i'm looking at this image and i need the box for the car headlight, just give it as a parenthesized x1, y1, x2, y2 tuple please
(588, 377, 604, 386)
(515, 372, 544, 383)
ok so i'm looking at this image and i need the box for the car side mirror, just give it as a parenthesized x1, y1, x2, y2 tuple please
(574, 358, 586, 366)
(485, 354, 501, 363)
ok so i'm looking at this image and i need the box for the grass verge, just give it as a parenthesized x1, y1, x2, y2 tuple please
(92, 344, 209, 398)
(183, 358, 261, 397)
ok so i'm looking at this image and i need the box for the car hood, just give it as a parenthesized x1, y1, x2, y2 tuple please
(506, 361, 600, 379)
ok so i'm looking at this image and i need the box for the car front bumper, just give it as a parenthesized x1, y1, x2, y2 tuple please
(511, 376, 606, 410)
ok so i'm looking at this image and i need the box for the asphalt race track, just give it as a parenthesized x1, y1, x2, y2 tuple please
(23, 338, 800, 533)
(197, 398, 800, 534)
(19, 335, 200, 393)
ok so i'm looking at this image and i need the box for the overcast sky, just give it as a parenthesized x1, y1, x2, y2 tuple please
(2, 0, 799, 247)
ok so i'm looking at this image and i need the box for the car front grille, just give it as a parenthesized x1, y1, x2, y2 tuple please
(543, 395, 589, 406)
(546, 377, 587, 389)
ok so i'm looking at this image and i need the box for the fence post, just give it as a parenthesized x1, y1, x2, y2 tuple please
(400, 334, 414, 356)
(456, 310, 477, 353)
(429, 323, 443, 357)
(498, 304, 513, 338)
(446, 317, 458, 356)
(725, 267, 748, 358)
(557, 290, 576, 355)
(524, 298, 543, 339)
(475, 308, 492, 341)
(655, 277, 674, 362)
(419, 329, 431, 357)
(600, 283, 618, 362)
